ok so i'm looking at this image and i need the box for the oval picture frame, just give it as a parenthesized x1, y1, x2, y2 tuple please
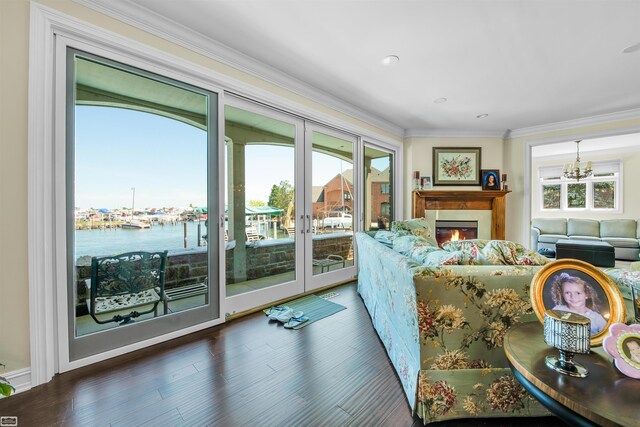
(531, 259, 626, 346)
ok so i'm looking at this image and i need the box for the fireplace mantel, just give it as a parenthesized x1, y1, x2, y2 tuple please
(412, 190, 511, 240)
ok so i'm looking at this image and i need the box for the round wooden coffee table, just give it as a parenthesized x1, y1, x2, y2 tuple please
(505, 322, 639, 427)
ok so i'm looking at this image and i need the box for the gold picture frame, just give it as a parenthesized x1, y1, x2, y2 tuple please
(531, 259, 626, 346)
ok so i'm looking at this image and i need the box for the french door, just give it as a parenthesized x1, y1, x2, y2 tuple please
(223, 98, 358, 314)
(305, 124, 358, 291)
(223, 97, 305, 314)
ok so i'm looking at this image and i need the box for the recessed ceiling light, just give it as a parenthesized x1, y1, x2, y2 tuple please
(434, 98, 447, 104)
(382, 55, 399, 66)
(476, 114, 489, 119)
(622, 42, 640, 53)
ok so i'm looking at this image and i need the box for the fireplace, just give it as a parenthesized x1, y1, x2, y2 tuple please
(435, 220, 478, 246)
(412, 190, 510, 240)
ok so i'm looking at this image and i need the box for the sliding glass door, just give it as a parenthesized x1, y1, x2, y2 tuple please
(223, 97, 305, 314)
(65, 49, 219, 361)
(305, 124, 359, 291)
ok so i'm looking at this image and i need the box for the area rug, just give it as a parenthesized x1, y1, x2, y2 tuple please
(264, 294, 346, 329)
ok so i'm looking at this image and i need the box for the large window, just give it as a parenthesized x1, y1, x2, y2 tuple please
(364, 145, 394, 231)
(65, 49, 219, 361)
(538, 161, 621, 212)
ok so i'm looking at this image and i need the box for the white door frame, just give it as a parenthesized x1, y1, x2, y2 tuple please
(304, 123, 360, 291)
(28, 4, 228, 381)
(222, 96, 306, 316)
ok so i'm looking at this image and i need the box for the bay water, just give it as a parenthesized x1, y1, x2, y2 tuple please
(74, 221, 207, 258)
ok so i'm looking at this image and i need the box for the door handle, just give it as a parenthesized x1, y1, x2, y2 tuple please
(300, 215, 305, 234)
(306, 215, 311, 233)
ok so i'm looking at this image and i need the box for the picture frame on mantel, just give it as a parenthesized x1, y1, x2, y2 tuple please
(481, 169, 500, 190)
(432, 147, 482, 186)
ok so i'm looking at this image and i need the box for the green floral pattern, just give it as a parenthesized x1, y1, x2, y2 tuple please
(603, 267, 640, 301)
(391, 218, 439, 247)
(356, 232, 549, 424)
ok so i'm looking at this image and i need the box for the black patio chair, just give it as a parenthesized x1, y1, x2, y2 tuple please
(85, 250, 168, 325)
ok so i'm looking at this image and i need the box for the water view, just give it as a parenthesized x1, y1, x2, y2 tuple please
(74, 221, 207, 258)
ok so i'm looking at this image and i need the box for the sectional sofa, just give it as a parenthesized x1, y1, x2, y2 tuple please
(356, 224, 550, 424)
(530, 218, 640, 261)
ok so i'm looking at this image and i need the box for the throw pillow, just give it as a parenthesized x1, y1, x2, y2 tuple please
(422, 250, 466, 266)
(390, 218, 438, 247)
(393, 234, 432, 256)
(374, 230, 396, 248)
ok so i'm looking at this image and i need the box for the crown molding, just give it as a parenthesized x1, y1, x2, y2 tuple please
(507, 108, 640, 139)
(74, 0, 404, 137)
(404, 129, 505, 139)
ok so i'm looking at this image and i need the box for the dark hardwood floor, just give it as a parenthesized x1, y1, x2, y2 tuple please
(0, 283, 567, 426)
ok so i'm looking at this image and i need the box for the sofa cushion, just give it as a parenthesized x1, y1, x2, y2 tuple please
(531, 218, 567, 235)
(600, 219, 637, 238)
(441, 239, 549, 265)
(538, 234, 567, 244)
(441, 239, 488, 252)
(374, 230, 396, 248)
(568, 218, 600, 237)
(391, 218, 438, 247)
(422, 250, 469, 266)
(569, 235, 602, 242)
(408, 245, 446, 264)
(601, 237, 640, 249)
(393, 234, 432, 255)
(602, 268, 640, 301)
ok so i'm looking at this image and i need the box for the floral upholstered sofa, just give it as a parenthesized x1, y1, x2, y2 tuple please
(356, 220, 551, 424)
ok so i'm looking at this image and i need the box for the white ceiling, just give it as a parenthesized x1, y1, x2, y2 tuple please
(85, 0, 640, 136)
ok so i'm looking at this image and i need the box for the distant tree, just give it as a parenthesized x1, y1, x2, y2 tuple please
(567, 183, 586, 208)
(248, 199, 266, 207)
(268, 181, 295, 226)
(268, 181, 294, 211)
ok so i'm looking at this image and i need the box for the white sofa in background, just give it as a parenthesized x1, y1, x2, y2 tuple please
(531, 218, 640, 261)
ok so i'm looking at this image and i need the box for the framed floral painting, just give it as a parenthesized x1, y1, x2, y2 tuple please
(432, 147, 481, 185)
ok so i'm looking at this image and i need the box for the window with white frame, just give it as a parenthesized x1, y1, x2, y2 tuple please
(538, 160, 621, 212)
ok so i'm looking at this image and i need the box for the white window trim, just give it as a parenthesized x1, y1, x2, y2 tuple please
(538, 161, 622, 213)
(360, 139, 403, 228)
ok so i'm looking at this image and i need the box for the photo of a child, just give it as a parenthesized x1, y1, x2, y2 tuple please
(549, 272, 607, 334)
(623, 338, 640, 364)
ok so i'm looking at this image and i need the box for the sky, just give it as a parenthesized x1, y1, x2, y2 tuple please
(75, 106, 386, 209)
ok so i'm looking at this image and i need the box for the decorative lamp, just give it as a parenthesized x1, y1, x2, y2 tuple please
(563, 140, 592, 182)
(543, 310, 591, 377)
(413, 171, 420, 191)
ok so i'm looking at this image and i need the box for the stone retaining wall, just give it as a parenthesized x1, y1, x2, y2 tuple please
(76, 233, 354, 306)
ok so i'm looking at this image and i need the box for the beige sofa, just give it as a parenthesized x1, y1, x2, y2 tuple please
(531, 218, 640, 261)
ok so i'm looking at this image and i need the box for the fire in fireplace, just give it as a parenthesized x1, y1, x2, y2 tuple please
(435, 220, 478, 246)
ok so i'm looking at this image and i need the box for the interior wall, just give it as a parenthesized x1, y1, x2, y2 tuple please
(403, 136, 504, 218)
(531, 146, 640, 220)
(0, 0, 402, 373)
(0, 0, 31, 374)
(505, 117, 640, 247)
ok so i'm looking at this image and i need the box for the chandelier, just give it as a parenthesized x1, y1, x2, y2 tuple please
(563, 140, 592, 181)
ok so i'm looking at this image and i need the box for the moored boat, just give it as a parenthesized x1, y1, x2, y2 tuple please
(121, 220, 151, 229)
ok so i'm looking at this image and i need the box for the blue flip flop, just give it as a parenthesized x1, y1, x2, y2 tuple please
(284, 314, 309, 329)
(265, 305, 291, 321)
